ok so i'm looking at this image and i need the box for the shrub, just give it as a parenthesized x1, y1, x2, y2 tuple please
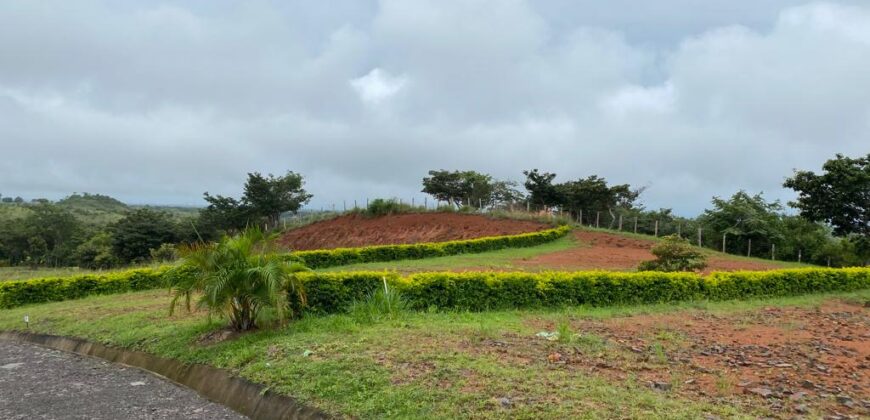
(169, 228, 308, 331)
(348, 277, 408, 323)
(0, 267, 168, 308)
(150, 243, 179, 263)
(294, 268, 870, 314)
(361, 198, 420, 217)
(638, 235, 707, 272)
(289, 225, 572, 269)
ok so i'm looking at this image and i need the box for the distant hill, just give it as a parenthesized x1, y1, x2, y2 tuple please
(0, 193, 201, 226)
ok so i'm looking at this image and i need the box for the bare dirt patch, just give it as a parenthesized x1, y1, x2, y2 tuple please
(469, 300, 869, 418)
(277, 212, 548, 251)
(514, 230, 787, 273)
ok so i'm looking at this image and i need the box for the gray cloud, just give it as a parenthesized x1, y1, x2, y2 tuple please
(1, 0, 868, 215)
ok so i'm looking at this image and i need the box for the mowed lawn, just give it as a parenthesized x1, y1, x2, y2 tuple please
(2, 289, 867, 419)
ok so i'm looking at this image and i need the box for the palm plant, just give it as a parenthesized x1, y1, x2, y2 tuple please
(169, 227, 308, 331)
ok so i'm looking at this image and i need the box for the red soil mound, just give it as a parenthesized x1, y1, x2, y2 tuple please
(277, 213, 549, 251)
(515, 230, 787, 273)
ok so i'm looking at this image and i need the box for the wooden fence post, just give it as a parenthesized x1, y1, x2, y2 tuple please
(596, 212, 600, 229)
(654, 220, 659, 237)
(578, 210, 583, 226)
(771, 243, 776, 260)
(634, 217, 638, 234)
(722, 233, 727, 253)
(747, 239, 752, 257)
(618, 215, 623, 231)
(697, 227, 702, 247)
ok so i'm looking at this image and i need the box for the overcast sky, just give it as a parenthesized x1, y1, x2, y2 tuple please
(1, 1, 868, 215)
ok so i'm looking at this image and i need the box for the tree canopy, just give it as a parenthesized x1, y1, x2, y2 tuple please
(784, 153, 869, 237)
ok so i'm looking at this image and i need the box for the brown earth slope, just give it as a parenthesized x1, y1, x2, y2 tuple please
(277, 213, 548, 251)
(515, 230, 790, 273)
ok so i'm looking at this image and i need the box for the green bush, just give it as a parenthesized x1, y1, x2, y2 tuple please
(638, 235, 707, 272)
(294, 268, 870, 314)
(289, 225, 572, 269)
(0, 267, 169, 308)
(360, 198, 421, 217)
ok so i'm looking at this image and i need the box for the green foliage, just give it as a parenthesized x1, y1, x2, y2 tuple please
(111, 209, 179, 264)
(638, 235, 707, 272)
(73, 232, 118, 269)
(348, 278, 408, 323)
(522, 170, 641, 222)
(0, 267, 169, 308)
(784, 153, 869, 237)
(149, 243, 179, 263)
(290, 225, 572, 269)
(169, 228, 309, 331)
(361, 198, 419, 217)
(295, 268, 870, 314)
(699, 191, 784, 255)
(202, 171, 313, 232)
(422, 169, 520, 208)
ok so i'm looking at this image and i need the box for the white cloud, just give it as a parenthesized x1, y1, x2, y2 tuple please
(350, 68, 407, 105)
(1, 1, 869, 215)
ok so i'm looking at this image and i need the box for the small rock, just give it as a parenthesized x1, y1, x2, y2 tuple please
(684, 378, 696, 385)
(836, 395, 854, 408)
(800, 380, 816, 389)
(794, 404, 809, 414)
(0, 363, 24, 370)
(745, 387, 774, 398)
(789, 391, 808, 401)
(130, 381, 146, 386)
(498, 397, 512, 408)
(650, 381, 672, 391)
(547, 352, 562, 363)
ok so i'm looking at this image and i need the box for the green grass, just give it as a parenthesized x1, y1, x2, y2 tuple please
(2, 289, 867, 419)
(319, 235, 578, 273)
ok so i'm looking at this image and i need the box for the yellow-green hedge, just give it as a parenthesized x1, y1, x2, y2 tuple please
(295, 268, 870, 314)
(287, 225, 572, 268)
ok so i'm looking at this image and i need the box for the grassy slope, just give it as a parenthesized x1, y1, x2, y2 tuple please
(0, 263, 167, 282)
(2, 290, 868, 419)
(319, 235, 578, 273)
(323, 227, 811, 273)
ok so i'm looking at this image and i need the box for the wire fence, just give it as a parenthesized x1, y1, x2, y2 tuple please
(288, 198, 825, 266)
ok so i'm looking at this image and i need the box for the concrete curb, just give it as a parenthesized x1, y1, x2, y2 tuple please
(0, 331, 329, 420)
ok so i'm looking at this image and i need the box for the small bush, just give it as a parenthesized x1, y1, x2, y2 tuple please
(150, 243, 179, 262)
(348, 277, 407, 323)
(638, 235, 707, 272)
(362, 198, 420, 217)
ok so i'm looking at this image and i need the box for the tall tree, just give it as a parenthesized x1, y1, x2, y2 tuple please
(111, 209, 178, 263)
(522, 169, 561, 209)
(784, 153, 869, 237)
(242, 171, 312, 228)
(421, 170, 494, 208)
(699, 191, 784, 255)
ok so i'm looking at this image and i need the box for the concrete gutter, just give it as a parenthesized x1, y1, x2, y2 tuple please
(0, 331, 329, 420)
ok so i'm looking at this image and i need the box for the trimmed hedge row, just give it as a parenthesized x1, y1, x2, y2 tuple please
(295, 268, 870, 314)
(0, 267, 180, 309)
(287, 225, 572, 269)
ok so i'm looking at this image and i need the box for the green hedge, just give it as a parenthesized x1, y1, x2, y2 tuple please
(0, 268, 174, 309)
(295, 268, 870, 314)
(288, 225, 572, 269)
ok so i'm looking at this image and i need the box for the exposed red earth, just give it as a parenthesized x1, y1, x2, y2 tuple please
(514, 231, 789, 273)
(277, 213, 549, 251)
(503, 299, 870, 418)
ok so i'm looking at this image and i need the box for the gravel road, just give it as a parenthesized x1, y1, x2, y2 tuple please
(0, 340, 247, 419)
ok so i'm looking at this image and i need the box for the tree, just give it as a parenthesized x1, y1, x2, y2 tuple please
(20, 204, 83, 266)
(169, 228, 309, 331)
(73, 232, 118, 269)
(201, 171, 312, 232)
(784, 153, 869, 237)
(522, 169, 560, 209)
(490, 180, 526, 207)
(638, 235, 707, 272)
(699, 191, 784, 255)
(422, 170, 494, 208)
(111, 209, 178, 263)
(558, 176, 640, 224)
(243, 171, 312, 228)
(200, 193, 251, 233)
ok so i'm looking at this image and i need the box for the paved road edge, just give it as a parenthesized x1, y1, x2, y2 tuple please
(0, 331, 329, 420)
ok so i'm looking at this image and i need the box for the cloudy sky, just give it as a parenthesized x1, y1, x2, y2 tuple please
(1, 1, 868, 215)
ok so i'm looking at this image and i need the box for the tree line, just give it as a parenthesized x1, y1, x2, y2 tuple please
(0, 153, 866, 270)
